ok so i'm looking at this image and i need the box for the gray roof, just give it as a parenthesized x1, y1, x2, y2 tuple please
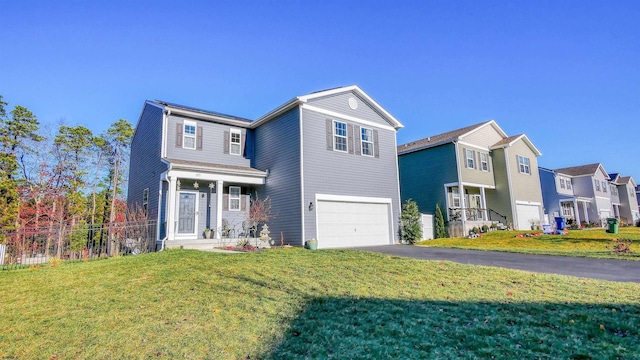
(165, 158, 266, 176)
(398, 121, 491, 154)
(154, 100, 253, 123)
(554, 163, 603, 177)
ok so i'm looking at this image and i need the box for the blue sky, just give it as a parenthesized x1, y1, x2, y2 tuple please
(1, 1, 638, 180)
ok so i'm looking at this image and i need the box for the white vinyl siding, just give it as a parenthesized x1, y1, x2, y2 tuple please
(230, 129, 241, 155)
(229, 186, 241, 211)
(334, 121, 347, 152)
(517, 155, 530, 175)
(183, 120, 197, 150)
(361, 127, 374, 156)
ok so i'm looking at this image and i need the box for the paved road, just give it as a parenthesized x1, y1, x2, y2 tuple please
(356, 245, 640, 283)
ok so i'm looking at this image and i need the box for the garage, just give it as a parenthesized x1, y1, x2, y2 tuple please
(515, 202, 542, 230)
(316, 196, 393, 249)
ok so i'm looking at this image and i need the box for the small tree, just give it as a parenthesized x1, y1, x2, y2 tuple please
(400, 199, 422, 244)
(245, 192, 272, 238)
(434, 203, 448, 239)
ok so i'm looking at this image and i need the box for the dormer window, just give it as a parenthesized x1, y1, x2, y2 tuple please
(517, 155, 530, 175)
(560, 179, 566, 189)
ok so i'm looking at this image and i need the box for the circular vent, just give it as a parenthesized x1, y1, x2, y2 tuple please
(348, 97, 358, 110)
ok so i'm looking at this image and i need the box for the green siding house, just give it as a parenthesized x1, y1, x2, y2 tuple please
(398, 120, 544, 237)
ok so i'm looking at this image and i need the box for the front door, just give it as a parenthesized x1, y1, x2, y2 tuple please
(178, 192, 198, 235)
(469, 194, 482, 220)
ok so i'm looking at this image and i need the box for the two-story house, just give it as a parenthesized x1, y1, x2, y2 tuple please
(539, 167, 590, 226)
(127, 85, 404, 250)
(609, 174, 640, 225)
(548, 163, 612, 226)
(397, 120, 543, 236)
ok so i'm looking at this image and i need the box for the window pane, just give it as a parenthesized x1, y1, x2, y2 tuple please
(361, 128, 372, 142)
(184, 137, 195, 149)
(185, 125, 196, 135)
(362, 142, 373, 156)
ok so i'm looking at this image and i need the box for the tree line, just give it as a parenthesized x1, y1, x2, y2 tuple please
(0, 94, 137, 256)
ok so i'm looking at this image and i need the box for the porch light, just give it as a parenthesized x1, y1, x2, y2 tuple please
(193, 181, 199, 189)
(176, 179, 181, 191)
(309, 202, 314, 211)
(209, 182, 215, 192)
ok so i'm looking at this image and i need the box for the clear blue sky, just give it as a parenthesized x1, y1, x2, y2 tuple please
(1, 1, 638, 180)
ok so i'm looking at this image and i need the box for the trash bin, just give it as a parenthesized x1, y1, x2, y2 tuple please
(607, 218, 619, 234)
(554, 217, 566, 230)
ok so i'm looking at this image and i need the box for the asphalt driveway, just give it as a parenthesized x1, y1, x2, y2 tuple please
(356, 245, 640, 283)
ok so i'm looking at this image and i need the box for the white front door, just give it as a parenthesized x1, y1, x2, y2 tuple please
(178, 191, 198, 235)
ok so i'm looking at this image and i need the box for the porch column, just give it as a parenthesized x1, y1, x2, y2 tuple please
(459, 184, 466, 227)
(166, 176, 177, 241)
(216, 180, 224, 240)
(573, 200, 581, 225)
(480, 187, 487, 221)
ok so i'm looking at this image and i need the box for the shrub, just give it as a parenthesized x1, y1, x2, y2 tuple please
(471, 226, 480, 234)
(434, 204, 448, 239)
(481, 224, 489, 233)
(400, 199, 422, 244)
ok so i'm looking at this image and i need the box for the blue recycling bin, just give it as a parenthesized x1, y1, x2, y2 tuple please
(554, 217, 566, 230)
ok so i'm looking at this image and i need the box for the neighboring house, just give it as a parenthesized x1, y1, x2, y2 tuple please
(637, 185, 640, 215)
(609, 174, 640, 225)
(539, 167, 590, 226)
(548, 163, 612, 226)
(397, 120, 544, 235)
(127, 85, 403, 250)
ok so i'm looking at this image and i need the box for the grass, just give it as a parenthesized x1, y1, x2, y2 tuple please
(418, 226, 640, 260)
(0, 249, 639, 359)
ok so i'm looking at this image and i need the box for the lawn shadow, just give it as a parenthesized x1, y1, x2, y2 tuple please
(262, 297, 640, 359)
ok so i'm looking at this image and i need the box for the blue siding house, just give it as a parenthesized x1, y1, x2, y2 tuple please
(127, 86, 404, 249)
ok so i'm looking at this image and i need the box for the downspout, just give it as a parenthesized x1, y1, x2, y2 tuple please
(159, 172, 169, 251)
(453, 141, 465, 231)
(504, 147, 517, 229)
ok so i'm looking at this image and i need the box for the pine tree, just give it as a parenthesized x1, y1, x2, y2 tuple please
(434, 203, 448, 239)
(400, 199, 422, 244)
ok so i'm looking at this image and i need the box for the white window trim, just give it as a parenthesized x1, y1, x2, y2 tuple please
(229, 186, 241, 211)
(452, 188, 461, 208)
(183, 120, 197, 150)
(466, 149, 475, 169)
(560, 178, 565, 189)
(361, 127, 374, 157)
(333, 120, 348, 153)
(517, 155, 531, 175)
(595, 179, 601, 191)
(230, 128, 242, 156)
(602, 182, 607, 193)
(566, 179, 572, 190)
(480, 153, 489, 172)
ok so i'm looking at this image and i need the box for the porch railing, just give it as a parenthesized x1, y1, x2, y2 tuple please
(488, 209, 508, 225)
(448, 208, 487, 221)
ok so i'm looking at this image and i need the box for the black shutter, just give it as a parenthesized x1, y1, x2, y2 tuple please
(223, 131, 230, 154)
(354, 126, 361, 156)
(326, 119, 333, 150)
(373, 129, 379, 158)
(347, 124, 354, 154)
(176, 123, 183, 147)
(196, 126, 203, 150)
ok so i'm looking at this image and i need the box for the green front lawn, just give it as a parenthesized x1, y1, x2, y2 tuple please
(1, 249, 639, 359)
(418, 227, 640, 260)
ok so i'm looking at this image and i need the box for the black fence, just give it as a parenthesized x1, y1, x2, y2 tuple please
(0, 221, 157, 270)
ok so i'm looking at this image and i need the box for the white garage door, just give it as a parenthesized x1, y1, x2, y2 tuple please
(317, 199, 392, 249)
(516, 204, 541, 230)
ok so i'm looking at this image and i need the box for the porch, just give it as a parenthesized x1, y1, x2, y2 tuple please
(160, 160, 267, 249)
(445, 183, 506, 237)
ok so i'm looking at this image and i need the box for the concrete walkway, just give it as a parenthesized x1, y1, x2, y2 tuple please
(356, 245, 640, 283)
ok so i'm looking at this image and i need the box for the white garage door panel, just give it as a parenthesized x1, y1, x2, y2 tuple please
(516, 204, 541, 231)
(317, 200, 391, 248)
